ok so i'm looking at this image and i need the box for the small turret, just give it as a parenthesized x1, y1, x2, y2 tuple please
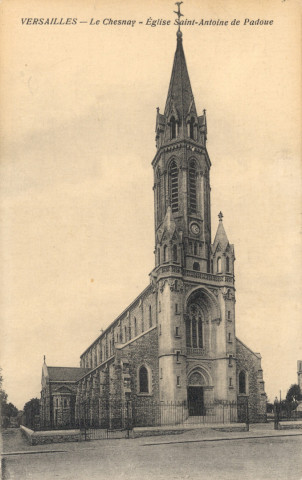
(211, 212, 235, 275)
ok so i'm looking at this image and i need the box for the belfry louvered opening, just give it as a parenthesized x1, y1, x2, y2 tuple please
(169, 161, 179, 213)
(189, 160, 197, 213)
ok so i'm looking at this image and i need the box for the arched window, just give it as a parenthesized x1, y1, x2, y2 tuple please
(193, 262, 200, 271)
(139, 366, 149, 393)
(170, 116, 176, 139)
(169, 161, 179, 213)
(239, 371, 246, 394)
(134, 317, 137, 336)
(189, 117, 195, 139)
(189, 160, 197, 213)
(163, 245, 168, 262)
(172, 244, 178, 262)
(226, 257, 230, 272)
(193, 242, 198, 255)
(157, 247, 160, 265)
(217, 257, 222, 273)
(156, 168, 161, 223)
(149, 305, 152, 327)
(186, 303, 203, 348)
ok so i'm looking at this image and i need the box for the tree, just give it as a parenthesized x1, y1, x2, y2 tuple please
(23, 398, 40, 429)
(286, 384, 302, 404)
(0, 367, 19, 427)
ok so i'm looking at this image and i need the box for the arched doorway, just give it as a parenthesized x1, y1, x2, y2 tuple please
(187, 371, 206, 416)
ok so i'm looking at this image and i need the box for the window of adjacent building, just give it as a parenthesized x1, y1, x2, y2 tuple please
(139, 366, 149, 393)
(217, 257, 222, 273)
(186, 303, 203, 348)
(226, 256, 230, 272)
(173, 244, 178, 262)
(189, 160, 197, 213)
(149, 305, 152, 327)
(239, 371, 246, 394)
(169, 161, 179, 213)
(170, 116, 176, 139)
(193, 262, 200, 271)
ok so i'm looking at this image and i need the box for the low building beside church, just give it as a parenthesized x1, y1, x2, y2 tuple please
(40, 27, 266, 429)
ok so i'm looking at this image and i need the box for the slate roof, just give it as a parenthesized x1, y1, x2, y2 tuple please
(47, 367, 90, 382)
(164, 31, 197, 121)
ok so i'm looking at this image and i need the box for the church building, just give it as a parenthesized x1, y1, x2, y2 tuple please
(40, 27, 266, 429)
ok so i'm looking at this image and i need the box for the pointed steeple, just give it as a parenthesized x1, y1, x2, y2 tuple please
(213, 212, 230, 251)
(164, 31, 197, 122)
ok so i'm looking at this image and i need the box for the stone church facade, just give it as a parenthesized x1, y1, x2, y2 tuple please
(41, 30, 266, 428)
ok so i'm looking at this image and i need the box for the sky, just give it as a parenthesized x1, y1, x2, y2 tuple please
(0, 0, 301, 409)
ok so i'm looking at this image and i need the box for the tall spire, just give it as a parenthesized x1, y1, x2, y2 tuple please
(164, 5, 197, 122)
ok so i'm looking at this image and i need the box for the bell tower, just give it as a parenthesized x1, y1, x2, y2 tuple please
(152, 20, 236, 406)
(153, 29, 211, 274)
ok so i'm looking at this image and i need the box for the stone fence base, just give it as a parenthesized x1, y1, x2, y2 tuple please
(278, 421, 302, 430)
(20, 425, 81, 445)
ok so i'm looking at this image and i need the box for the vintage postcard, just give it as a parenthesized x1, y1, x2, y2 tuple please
(1, 0, 301, 479)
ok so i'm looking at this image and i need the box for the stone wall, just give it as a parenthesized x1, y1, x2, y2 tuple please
(116, 326, 159, 426)
(236, 338, 267, 422)
(20, 425, 81, 445)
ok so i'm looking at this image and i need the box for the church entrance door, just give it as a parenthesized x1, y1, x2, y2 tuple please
(187, 386, 204, 416)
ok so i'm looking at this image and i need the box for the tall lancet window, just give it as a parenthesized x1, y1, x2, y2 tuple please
(169, 161, 179, 213)
(186, 304, 203, 349)
(189, 160, 197, 213)
(156, 168, 161, 223)
(189, 117, 195, 140)
(170, 116, 176, 139)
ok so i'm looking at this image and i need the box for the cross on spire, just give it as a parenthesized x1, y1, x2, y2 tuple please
(174, 1, 184, 34)
(218, 211, 223, 221)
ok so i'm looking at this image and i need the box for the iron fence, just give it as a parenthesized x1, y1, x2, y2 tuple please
(37, 399, 249, 434)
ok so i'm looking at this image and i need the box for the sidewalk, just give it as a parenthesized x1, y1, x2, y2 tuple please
(141, 422, 302, 445)
(2, 422, 302, 456)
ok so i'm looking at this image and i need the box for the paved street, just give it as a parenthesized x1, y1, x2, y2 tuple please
(1, 427, 302, 480)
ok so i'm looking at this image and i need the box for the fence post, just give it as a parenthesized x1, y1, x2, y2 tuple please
(245, 398, 249, 431)
(273, 401, 279, 430)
